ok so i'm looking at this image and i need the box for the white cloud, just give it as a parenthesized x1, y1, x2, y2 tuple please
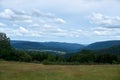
(93, 27, 120, 36)
(43, 18, 66, 24)
(93, 27, 112, 36)
(0, 9, 14, 20)
(43, 24, 65, 33)
(19, 27, 29, 33)
(29, 23, 69, 37)
(48, 28, 87, 38)
(32, 9, 55, 18)
(54, 18, 66, 24)
(94, 30, 110, 36)
(0, 9, 32, 23)
(0, 26, 43, 37)
(89, 12, 120, 37)
(0, 9, 66, 24)
(13, 15, 32, 23)
(89, 13, 120, 28)
(0, 8, 67, 38)
(32, 9, 66, 24)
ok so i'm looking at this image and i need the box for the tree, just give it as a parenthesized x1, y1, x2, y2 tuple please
(16, 50, 32, 62)
(0, 33, 11, 50)
(0, 32, 14, 60)
(95, 53, 118, 64)
(69, 50, 95, 64)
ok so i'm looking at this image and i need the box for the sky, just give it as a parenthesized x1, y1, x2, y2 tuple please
(0, 0, 120, 44)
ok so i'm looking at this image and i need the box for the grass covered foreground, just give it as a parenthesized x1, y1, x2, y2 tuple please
(0, 61, 120, 80)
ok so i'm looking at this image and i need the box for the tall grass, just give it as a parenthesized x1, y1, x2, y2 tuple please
(0, 61, 120, 80)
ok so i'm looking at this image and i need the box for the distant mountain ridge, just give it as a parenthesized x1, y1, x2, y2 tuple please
(11, 40, 84, 53)
(10, 40, 120, 53)
(84, 40, 120, 50)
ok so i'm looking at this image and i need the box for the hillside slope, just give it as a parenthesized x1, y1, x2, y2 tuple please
(95, 44, 120, 55)
(11, 40, 85, 53)
(85, 40, 120, 50)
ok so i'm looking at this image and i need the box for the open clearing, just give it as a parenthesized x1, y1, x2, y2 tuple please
(0, 61, 120, 80)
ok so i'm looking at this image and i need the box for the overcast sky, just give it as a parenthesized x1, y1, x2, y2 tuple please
(0, 0, 120, 44)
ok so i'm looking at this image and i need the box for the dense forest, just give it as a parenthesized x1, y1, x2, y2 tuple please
(0, 33, 120, 64)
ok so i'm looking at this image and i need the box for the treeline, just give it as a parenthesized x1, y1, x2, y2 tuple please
(1, 49, 120, 64)
(67, 50, 120, 64)
(0, 33, 120, 64)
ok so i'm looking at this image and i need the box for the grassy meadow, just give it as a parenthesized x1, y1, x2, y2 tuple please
(0, 61, 120, 80)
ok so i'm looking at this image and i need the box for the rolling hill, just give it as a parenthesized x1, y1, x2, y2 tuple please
(10, 40, 120, 54)
(10, 40, 85, 53)
(84, 40, 120, 50)
(95, 44, 120, 55)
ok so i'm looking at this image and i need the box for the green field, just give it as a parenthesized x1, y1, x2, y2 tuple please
(0, 61, 120, 80)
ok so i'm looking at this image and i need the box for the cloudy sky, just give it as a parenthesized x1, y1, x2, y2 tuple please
(0, 0, 120, 44)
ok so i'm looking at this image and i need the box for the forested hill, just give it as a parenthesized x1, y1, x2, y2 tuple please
(95, 44, 120, 55)
(11, 40, 85, 53)
(11, 40, 120, 53)
(84, 40, 120, 50)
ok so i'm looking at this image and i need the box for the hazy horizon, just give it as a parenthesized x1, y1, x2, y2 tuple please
(0, 0, 120, 44)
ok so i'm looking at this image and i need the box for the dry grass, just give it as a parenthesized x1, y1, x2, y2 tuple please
(0, 61, 120, 80)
